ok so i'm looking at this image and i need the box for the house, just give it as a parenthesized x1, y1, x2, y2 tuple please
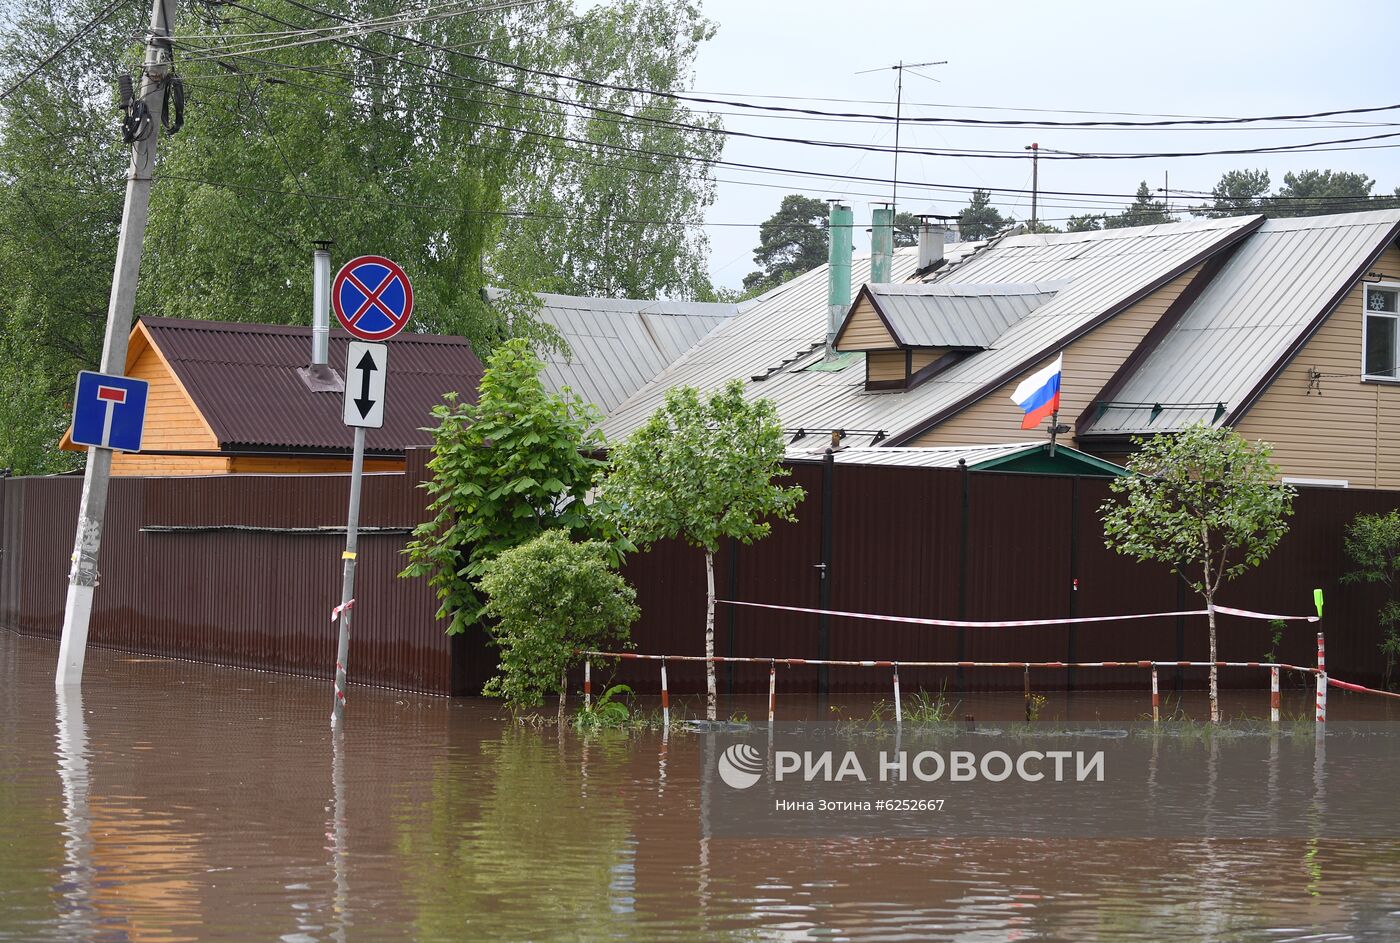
(486, 289, 740, 415)
(59, 318, 484, 476)
(601, 209, 1400, 489)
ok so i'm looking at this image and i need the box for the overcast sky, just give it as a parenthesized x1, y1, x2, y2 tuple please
(687, 0, 1400, 289)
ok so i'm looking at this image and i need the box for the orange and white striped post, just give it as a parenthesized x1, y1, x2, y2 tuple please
(768, 660, 776, 727)
(660, 658, 670, 728)
(1270, 665, 1280, 722)
(1150, 665, 1159, 723)
(1315, 633, 1327, 723)
(583, 658, 592, 710)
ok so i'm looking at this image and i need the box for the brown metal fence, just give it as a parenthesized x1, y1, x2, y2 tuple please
(2, 453, 1398, 696)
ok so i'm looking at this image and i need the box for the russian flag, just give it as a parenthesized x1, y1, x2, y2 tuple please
(1010, 355, 1063, 430)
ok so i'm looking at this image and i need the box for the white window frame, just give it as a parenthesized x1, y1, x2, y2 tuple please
(1363, 282, 1400, 382)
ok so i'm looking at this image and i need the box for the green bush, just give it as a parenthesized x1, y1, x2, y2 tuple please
(477, 531, 638, 709)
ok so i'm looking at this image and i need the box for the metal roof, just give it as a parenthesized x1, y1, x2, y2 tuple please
(142, 318, 483, 454)
(1083, 209, 1400, 437)
(488, 290, 738, 415)
(601, 216, 1258, 447)
(866, 281, 1064, 348)
(786, 442, 1124, 475)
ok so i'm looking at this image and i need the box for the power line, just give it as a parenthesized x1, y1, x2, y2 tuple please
(0, 0, 133, 102)
(200, 0, 1400, 134)
(182, 61, 1400, 216)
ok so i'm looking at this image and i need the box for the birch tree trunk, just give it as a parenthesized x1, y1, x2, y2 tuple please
(558, 666, 567, 727)
(1207, 601, 1220, 723)
(705, 549, 717, 721)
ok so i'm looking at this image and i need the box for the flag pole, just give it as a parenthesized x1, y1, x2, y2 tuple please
(1048, 408, 1060, 457)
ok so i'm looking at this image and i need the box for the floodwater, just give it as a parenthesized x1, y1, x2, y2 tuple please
(3, 631, 1400, 942)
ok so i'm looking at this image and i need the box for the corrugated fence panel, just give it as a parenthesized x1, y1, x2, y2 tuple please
(6, 456, 1400, 697)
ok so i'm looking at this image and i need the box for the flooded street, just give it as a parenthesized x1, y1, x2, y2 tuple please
(3, 631, 1400, 942)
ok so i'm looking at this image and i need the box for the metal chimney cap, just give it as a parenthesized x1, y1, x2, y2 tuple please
(311, 239, 334, 250)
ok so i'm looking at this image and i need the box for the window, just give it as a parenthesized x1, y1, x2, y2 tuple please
(1364, 285, 1400, 380)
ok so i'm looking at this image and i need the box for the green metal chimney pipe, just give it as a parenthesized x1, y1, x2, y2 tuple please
(871, 206, 894, 285)
(827, 202, 853, 351)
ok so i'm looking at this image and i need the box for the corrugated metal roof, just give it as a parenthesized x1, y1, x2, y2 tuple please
(785, 442, 1123, 474)
(601, 216, 1258, 446)
(789, 443, 1038, 467)
(868, 281, 1064, 348)
(489, 290, 738, 415)
(142, 318, 483, 454)
(1083, 209, 1400, 437)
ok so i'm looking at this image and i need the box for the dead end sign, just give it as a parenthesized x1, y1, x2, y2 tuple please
(332, 256, 413, 341)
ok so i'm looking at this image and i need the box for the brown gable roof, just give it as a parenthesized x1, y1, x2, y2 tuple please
(140, 317, 483, 455)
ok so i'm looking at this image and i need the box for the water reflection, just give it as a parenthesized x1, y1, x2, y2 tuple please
(1, 633, 1399, 942)
(53, 686, 93, 939)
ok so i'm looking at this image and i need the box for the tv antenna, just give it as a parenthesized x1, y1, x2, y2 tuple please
(855, 59, 947, 216)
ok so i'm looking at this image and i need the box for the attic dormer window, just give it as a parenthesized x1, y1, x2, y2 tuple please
(1364, 284, 1400, 380)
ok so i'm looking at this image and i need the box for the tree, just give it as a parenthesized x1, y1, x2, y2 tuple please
(1192, 169, 1271, 218)
(742, 194, 831, 294)
(1100, 424, 1295, 721)
(1103, 181, 1175, 229)
(1065, 213, 1105, 233)
(958, 189, 1006, 242)
(0, 0, 723, 474)
(600, 382, 805, 720)
(400, 339, 618, 635)
(477, 531, 638, 712)
(1270, 169, 1377, 217)
(1342, 511, 1400, 688)
(893, 211, 920, 248)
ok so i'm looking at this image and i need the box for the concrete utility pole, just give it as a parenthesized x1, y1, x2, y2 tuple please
(56, 0, 175, 687)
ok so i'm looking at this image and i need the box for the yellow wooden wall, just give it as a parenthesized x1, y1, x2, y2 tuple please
(59, 323, 407, 477)
(834, 296, 898, 350)
(909, 264, 1205, 447)
(1235, 243, 1400, 488)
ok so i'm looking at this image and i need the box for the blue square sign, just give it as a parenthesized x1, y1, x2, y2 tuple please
(71, 371, 149, 452)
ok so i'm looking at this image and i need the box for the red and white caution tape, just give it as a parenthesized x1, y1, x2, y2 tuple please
(1328, 676, 1400, 700)
(331, 599, 355, 622)
(717, 599, 1318, 628)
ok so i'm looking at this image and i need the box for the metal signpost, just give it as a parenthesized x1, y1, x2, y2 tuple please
(330, 256, 412, 727)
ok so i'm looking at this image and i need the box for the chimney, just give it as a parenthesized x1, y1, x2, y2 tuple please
(299, 240, 344, 392)
(917, 214, 946, 269)
(870, 205, 893, 284)
(312, 241, 332, 365)
(827, 201, 853, 353)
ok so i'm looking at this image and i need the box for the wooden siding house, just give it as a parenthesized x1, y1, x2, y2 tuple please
(59, 318, 484, 475)
(601, 209, 1400, 489)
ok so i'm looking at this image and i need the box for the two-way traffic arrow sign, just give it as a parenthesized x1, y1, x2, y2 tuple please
(342, 341, 388, 429)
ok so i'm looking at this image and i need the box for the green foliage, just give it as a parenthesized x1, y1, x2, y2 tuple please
(400, 339, 619, 634)
(572, 684, 633, 731)
(1341, 510, 1400, 687)
(1101, 424, 1294, 720)
(1192, 168, 1399, 220)
(893, 211, 920, 248)
(1264, 618, 1287, 664)
(742, 194, 831, 294)
(958, 188, 1007, 242)
(1102, 181, 1176, 229)
(1101, 424, 1295, 596)
(600, 381, 804, 554)
(1065, 213, 1105, 232)
(601, 380, 803, 719)
(1193, 169, 1272, 218)
(477, 531, 638, 709)
(0, 0, 722, 474)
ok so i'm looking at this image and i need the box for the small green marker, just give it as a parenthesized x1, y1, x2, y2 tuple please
(1314, 588, 1324, 619)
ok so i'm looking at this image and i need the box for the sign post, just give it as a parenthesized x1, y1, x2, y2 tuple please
(330, 257, 411, 727)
